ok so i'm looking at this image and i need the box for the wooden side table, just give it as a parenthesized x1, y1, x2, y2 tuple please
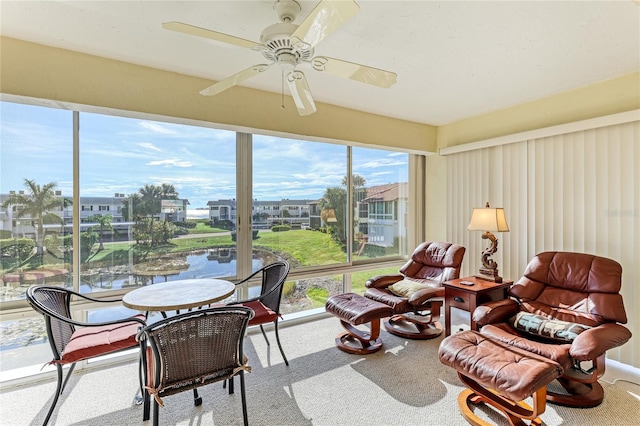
(443, 276, 513, 336)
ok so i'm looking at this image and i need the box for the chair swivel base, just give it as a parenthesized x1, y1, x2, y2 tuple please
(335, 320, 384, 354)
(458, 374, 547, 426)
(325, 293, 394, 355)
(384, 314, 443, 340)
(439, 331, 563, 426)
(546, 376, 605, 408)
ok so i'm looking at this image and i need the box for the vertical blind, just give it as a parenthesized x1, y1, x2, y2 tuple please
(445, 118, 639, 367)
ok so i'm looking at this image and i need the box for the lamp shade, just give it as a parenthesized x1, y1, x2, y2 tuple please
(468, 205, 509, 232)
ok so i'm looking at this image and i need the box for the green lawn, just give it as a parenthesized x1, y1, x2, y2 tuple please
(254, 230, 346, 266)
(188, 222, 228, 234)
(84, 229, 345, 267)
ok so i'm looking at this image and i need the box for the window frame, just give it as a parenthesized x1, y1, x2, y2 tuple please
(0, 97, 421, 315)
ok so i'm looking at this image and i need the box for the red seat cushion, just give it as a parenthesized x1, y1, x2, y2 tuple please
(241, 301, 278, 326)
(56, 315, 145, 364)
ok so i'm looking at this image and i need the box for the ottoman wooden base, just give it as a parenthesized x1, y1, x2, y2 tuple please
(325, 293, 394, 355)
(439, 331, 563, 426)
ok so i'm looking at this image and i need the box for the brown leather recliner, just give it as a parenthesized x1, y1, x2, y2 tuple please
(365, 241, 466, 339)
(473, 251, 632, 407)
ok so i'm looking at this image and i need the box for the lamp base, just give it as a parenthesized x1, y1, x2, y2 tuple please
(475, 268, 502, 283)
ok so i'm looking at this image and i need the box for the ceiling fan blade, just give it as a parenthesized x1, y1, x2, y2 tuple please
(200, 64, 270, 96)
(291, 0, 360, 50)
(311, 56, 397, 89)
(162, 21, 260, 49)
(286, 71, 317, 116)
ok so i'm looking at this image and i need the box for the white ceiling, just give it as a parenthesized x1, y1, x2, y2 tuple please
(1, 0, 639, 125)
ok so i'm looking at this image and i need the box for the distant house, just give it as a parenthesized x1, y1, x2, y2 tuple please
(0, 192, 188, 239)
(356, 183, 408, 248)
(207, 199, 313, 228)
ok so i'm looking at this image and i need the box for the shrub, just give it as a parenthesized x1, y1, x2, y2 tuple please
(173, 221, 197, 229)
(282, 281, 296, 298)
(230, 230, 259, 242)
(0, 238, 34, 265)
(173, 227, 189, 236)
(271, 225, 291, 232)
(307, 286, 329, 306)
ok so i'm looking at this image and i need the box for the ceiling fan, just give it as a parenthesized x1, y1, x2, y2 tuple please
(163, 0, 397, 116)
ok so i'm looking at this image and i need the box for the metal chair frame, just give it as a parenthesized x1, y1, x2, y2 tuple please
(137, 306, 254, 426)
(26, 285, 146, 426)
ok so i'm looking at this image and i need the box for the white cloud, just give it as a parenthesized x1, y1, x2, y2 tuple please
(138, 121, 178, 135)
(146, 159, 192, 167)
(356, 158, 407, 169)
(138, 142, 163, 152)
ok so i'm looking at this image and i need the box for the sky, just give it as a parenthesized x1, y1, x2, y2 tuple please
(1, 100, 408, 211)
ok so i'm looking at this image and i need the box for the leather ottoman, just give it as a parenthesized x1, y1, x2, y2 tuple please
(438, 330, 563, 426)
(325, 293, 393, 354)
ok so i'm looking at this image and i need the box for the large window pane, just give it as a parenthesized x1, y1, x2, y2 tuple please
(252, 135, 348, 270)
(79, 114, 236, 293)
(352, 147, 409, 260)
(0, 102, 73, 302)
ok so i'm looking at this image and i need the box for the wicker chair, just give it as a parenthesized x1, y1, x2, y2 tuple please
(137, 306, 254, 426)
(230, 261, 291, 365)
(26, 285, 147, 426)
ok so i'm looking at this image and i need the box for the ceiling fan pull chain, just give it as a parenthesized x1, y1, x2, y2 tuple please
(281, 69, 285, 109)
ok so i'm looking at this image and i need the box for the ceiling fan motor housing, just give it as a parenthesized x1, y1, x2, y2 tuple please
(274, 0, 301, 23)
(259, 22, 313, 65)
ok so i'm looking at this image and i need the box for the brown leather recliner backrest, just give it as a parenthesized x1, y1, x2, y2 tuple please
(399, 241, 466, 283)
(510, 251, 628, 325)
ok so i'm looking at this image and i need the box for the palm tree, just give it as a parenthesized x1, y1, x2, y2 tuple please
(342, 174, 368, 205)
(1, 179, 71, 255)
(138, 183, 179, 219)
(341, 174, 367, 188)
(159, 183, 178, 200)
(120, 193, 141, 221)
(319, 186, 347, 246)
(85, 214, 115, 251)
(138, 184, 162, 218)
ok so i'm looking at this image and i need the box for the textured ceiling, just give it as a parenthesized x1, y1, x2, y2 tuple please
(1, 0, 639, 125)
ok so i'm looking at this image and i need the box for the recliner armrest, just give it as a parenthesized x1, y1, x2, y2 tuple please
(365, 274, 404, 289)
(570, 323, 633, 361)
(472, 298, 520, 326)
(409, 286, 443, 306)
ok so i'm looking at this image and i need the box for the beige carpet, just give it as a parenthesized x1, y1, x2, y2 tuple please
(1, 317, 639, 426)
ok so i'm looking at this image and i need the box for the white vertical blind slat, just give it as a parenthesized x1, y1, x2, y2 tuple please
(445, 119, 639, 368)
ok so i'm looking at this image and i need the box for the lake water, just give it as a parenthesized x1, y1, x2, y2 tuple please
(80, 250, 265, 292)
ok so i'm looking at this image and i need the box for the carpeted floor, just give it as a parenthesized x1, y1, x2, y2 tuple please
(1, 317, 639, 425)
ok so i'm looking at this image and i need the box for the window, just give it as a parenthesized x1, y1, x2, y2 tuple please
(0, 102, 72, 303)
(78, 113, 237, 294)
(253, 134, 348, 270)
(1, 99, 416, 378)
(352, 147, 409, 258)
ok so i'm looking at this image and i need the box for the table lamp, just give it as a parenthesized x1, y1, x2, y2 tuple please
(468, 202, 509, 283)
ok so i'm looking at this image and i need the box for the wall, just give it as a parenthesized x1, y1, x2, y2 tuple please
(432, 75, 640, 368)
(437, 71, 640, 148)
(442, 116, 639, 368)
(0, 36, 437, 154)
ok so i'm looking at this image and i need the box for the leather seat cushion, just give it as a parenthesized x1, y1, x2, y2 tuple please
(325, 293, 393, 325)
(480, 323, 573, 370)
(364, 288, 412, 313)
(438, 330, 563, 402)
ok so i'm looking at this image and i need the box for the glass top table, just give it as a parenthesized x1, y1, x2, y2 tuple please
(122, 278, 236, 312)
